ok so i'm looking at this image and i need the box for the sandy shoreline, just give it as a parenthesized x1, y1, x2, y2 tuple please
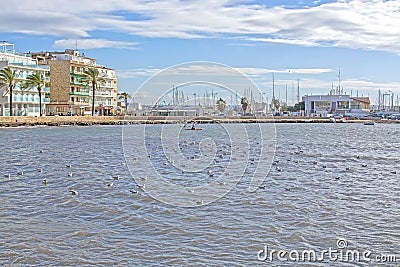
(0, 115, 395, 127)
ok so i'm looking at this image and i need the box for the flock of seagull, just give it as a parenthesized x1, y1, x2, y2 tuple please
(3, 142, 397, 203)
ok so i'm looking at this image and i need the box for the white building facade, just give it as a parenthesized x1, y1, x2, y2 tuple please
(303, 94, 370, 116)
(0, 43, 50, 116)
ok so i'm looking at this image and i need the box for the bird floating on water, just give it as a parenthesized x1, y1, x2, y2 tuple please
(68, 173, 73, 177)
(258, 185, 266, 189)
(390, 170, 397, 174)
(208, 170, 214, 177)
(106, 183, 114, 188)
(66, 164, 72, 168)
(70, 190, 78, 196)
(38, 168, 43, 173)
(42, 178, 47, 185)
(17, 171, 24, 175)
(113, 175, 120, 180)
(362, 164, 367, 167)
(4, 174, 11, 178)
(137, 184, 146, 190)
(129, 189, 138, 194)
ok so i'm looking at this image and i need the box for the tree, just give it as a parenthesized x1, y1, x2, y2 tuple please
(294, 101, 305, 111)
(0, 67, 17, 116)
(22, 71, 48, 116)
(216, 98, 226, 113)
(241, 97, 249, 113)
(118, 92, 130, 115)
(81, 68, 105, 116)
(272, 99, 280, 111)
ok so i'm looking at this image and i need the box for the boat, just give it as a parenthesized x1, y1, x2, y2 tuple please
(184, 128, 203, 131)
(363, 121, 375, 125)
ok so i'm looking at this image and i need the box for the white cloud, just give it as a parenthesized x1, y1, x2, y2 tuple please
(54, 39, 138, 50)
(1, 0, 400, 52)
(118, 66, 333, 79)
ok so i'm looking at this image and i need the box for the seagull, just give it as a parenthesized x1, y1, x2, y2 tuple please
(219, 181, 226, 185)
(70, 190, 78, 196)
(258, 185, 266, 189)
(39, 150, 44, 153)
(68, 173, 73, 177)
(113, 175, 120, 180)
(17, 171, 24, 175)
(66, 164, 72, 168)
(335, 177, 340, 180)
(4, 174, 10, 178)
(208, 170, 214, 177)
(106, 183, 114, 188)
(129, 189, 138, 194)
(38, 168, 43, 173)
(42, 178, 47, 185)
(390, 170, 397, 174)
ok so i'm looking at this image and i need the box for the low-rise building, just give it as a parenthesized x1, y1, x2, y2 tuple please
(303, 94, 370, 116)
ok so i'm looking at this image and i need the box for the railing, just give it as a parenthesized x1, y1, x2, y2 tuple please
(69, 91, 90, 96)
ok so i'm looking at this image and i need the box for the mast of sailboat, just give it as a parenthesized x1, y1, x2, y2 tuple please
(285, 83, 288, 105)
(337, 66, 341, 94)
(272, 73, 275, 101)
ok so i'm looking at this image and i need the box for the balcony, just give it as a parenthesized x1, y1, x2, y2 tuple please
(69, 91, 89, 96)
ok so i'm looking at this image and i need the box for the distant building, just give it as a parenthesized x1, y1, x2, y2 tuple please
(303, 94, 370, 116)
(0, 42, 50, 116)
(30, 49, 117, 115)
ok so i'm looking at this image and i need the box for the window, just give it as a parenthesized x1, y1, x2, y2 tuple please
(337, 101, 349, 109)
(314, 101, 330, 110)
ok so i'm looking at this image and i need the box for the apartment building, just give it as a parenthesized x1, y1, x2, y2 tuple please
(31, 49, 118, 115)
(0, 42, 50, 116)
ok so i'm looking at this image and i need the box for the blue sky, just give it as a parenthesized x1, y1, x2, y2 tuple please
(1, 0, 400, 105)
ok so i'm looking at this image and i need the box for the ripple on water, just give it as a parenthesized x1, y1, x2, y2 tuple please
(0, 124, 399, 265)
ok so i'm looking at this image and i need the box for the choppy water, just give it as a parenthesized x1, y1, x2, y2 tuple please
(0, 123, 399, 266)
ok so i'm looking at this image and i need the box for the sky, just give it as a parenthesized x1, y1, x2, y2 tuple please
(1, 0, 400, 105)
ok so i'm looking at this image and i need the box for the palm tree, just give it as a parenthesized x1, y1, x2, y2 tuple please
(82, 68, 105, 116)
(216, 98, 226, 113)
(118, 92, 130, 115)
(0, 67, 17, 116)
(272, 99, 280, 111)
(22, 71, 48, 116)
(241, 97, 249, 113)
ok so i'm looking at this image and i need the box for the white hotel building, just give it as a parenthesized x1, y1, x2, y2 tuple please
(0, 42, 50, 116)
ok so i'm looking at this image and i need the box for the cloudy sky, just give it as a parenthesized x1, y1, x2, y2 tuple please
(1, 0, 400, 105)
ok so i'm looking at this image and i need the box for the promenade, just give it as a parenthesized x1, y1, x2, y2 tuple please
(0, 115, 393, 127)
